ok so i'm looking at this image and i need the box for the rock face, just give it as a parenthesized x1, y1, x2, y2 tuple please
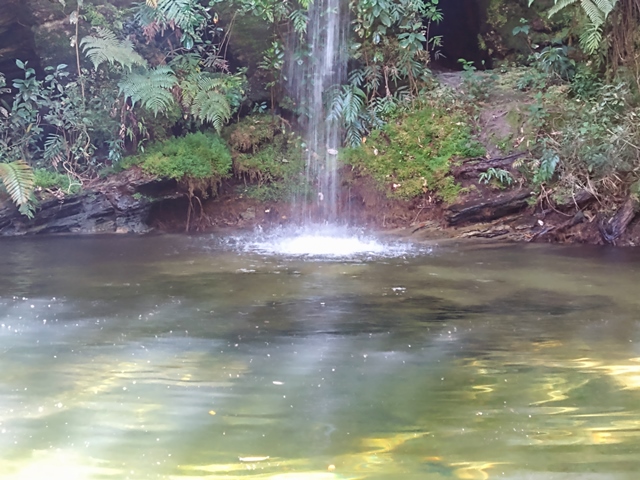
(0, 168, 178, 236)
(0, 0, 40, 81)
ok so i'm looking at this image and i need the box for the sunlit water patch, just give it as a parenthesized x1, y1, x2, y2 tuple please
(219, 225, 422, 259)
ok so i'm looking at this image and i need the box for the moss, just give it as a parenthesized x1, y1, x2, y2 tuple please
(228, 116, 307, 202)
(224, 114, 279, 153)
(33, 169, 82, 194)
(126, 132, 232, 182)
(342, 106, 485, 204)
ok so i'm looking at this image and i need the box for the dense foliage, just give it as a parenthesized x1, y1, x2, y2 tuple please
(1, 0, 640, 220)
(128, 132, 231, 182)
(343, 105, 485, 202)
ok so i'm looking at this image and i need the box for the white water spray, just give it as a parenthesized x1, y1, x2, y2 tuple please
(230, 1, 419, 257)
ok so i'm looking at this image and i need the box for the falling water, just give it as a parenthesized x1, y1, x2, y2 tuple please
(287, 0, 349, 223)
(261, 1, 404, 256)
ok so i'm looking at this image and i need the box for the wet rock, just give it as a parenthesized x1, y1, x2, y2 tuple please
(0, 167, 178, 236)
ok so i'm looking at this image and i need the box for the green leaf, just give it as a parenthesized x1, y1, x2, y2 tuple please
(118, 66, 177, 115)
(81, 28, 147, 71)
(0, 160, 35, 217)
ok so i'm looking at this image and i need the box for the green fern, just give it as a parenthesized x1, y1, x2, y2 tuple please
(0, 160, 35, 218)
(118, 66, 178, 115)
(135, 0, 209, 48)
(44, 134, 67, 168)
(81, 28, 147, 71)
(328, 84, 368, 147)
(180, 73, 233, 132)
(531, 0, 618, 54)
(190, 90, 231, 132)
(580, 21, 605, 55)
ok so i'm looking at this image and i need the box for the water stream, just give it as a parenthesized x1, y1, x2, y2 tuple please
(1, 235, 640, 479)
(286, 0, 349, 222)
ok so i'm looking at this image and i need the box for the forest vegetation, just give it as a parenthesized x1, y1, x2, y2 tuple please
(1, 0, 640, 241)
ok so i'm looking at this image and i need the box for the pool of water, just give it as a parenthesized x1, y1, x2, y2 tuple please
(1, 234, 640, 479)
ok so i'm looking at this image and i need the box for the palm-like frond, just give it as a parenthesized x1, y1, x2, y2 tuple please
(118, 66, 178, 115)
(0, 160, 35, 218)
(327, 85, 368, 147)
(44, 134, 67, 168)
(156, 0, 206, 32)
(81, 28, 147, 71)
(580, 21, 605, 54)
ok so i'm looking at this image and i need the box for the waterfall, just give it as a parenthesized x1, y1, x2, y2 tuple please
(287, 0, 349, 223)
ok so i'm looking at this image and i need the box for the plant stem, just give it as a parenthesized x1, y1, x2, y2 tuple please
(74, 5, 85, 101)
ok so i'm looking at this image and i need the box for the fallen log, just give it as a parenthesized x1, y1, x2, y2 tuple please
(447, 189, 532, 226)
(452, 152, 527, 178)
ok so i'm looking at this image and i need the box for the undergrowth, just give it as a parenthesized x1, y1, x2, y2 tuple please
(342, 105, 485, 203)
(226, 115, 307, 202)
(33, 169, 82, 194)
(505, 67, 640, 203)
(127, 132, 232, 182)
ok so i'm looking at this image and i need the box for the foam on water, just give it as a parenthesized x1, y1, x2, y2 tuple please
(223, 225, 422, 259)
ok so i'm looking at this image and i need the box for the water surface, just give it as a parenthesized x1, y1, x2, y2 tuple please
(1, 235, 640, 479)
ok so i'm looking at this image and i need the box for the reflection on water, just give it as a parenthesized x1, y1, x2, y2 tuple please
(1, 236, 640, 479)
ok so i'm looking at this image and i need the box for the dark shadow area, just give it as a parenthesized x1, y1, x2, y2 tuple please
(0, 0, 41, 82)
(429, 0, 491, 70)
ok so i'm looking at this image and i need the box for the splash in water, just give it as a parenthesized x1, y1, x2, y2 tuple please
(224, 225, 421, 259)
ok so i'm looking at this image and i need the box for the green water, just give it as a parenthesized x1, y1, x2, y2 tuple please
(1, 235, 640, 479)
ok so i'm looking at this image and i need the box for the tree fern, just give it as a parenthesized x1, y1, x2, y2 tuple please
(81, 28, 147, 71)
(118, 66, 177, 115)
(0, 160, 35, 218)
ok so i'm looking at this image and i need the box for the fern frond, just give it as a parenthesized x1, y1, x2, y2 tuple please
(155, 0, 206, 34)
(0, 160, 35, 217)
(580, 0, 606, 24)
(180, 73, 232, 131)
(44, 134, 67, 168)
(580, 21, 604, 54)
(118, 66, 177, 115)
(81, 28, 147, 71)
(289, 9, 309, 35)
(547, 0, 618, 24)
(190, 90, 231, 132)
(548, 0, 578, 17)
